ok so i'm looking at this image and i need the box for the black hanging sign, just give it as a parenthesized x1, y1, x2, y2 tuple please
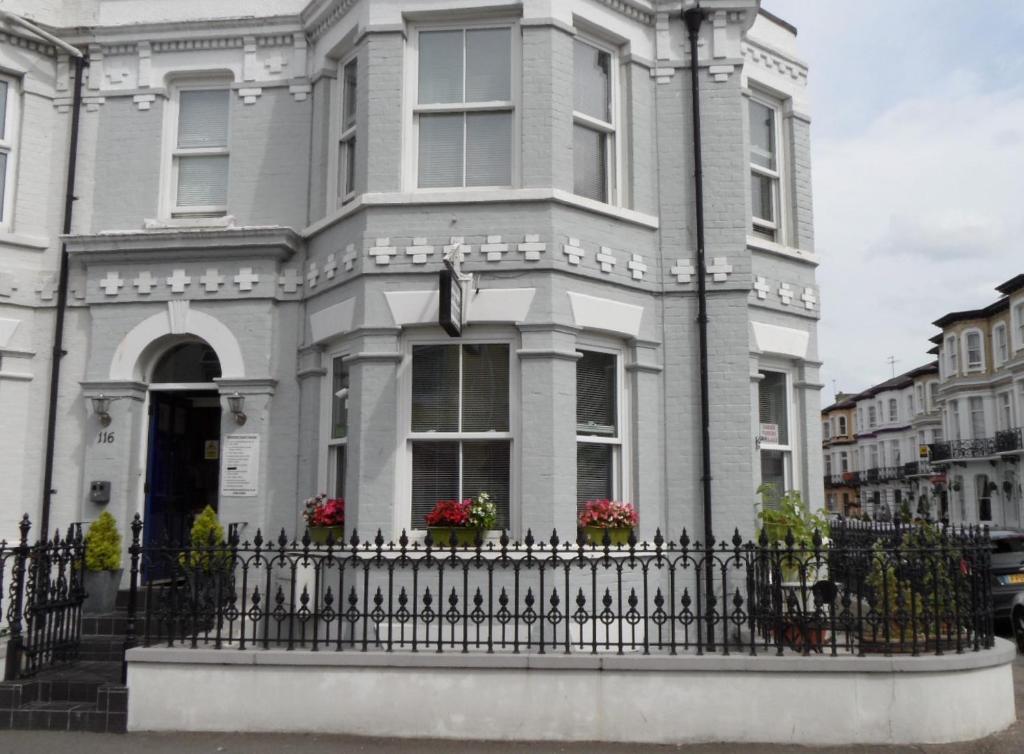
(439, 268, 463, 337)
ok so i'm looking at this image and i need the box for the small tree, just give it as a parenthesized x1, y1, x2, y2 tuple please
(181, 506, 228, 573)
(84, 511, 122, 572)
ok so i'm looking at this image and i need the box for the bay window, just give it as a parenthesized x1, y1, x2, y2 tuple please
(758, 371, 791, 500)
(964, 330, 983, 371)
(410, 343, 511, 529)
(946, 335, 958, 376)
(576, 350, 622, 517)
(573, 38, 616, 203)
(748, 96, 781, 241)
(994, 324, 1008, 366)
(888, 398, 898, 423)
(969, 396, 985, 439)
(414, 25, 514, 189)
(1016, 303, 1024, 352)
(337, 57, 358, 204)
(170, 85, 230, 216)
(0, 74, 18, 226)
(997, 392, 1012, 432)
(949, 399, 961, 441)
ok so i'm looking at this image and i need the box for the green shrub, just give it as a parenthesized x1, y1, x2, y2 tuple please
(181, 506, 229, 573)
(84, 511, 122, 572)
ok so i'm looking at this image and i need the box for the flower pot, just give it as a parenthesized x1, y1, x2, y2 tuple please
(585, 526, 633, 547)
(307, 525, 345, 545)
(428, 527, 484, 548)
(82, 568, 123, 615)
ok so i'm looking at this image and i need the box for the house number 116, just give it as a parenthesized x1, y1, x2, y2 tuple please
(96, 431, 115, 444)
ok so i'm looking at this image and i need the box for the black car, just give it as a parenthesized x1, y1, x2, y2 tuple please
(990, 530, 1024, 628)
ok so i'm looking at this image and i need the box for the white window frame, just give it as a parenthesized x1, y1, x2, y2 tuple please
(398, 329, 519, 535)
(946, 335, 958, 377)
(575, 343, 630, 510)
(0, 73, 20, 229)
(916, 384, 925, 414)
(318, 352, 350, 501)
(949, 399, 961, 441)
(822, 421, 830, 440)
(839, 451, 849, 473)
(968, 396, 986, 440)
(888, 398, 898, 424)
(757, 368, 796, 495)
(405, 20, 520, 192)
(868, 405, 877, 429)
(572, 32, 622, 206)
(993, 323, 1009, 367)
(1015, 303, 1024, 353)
(161, 78, 232, 218)
(962, 328, 984, 372)
(747, 90, 786, 243)
(327, 52, 360, 209)
(838, 415, 847, 436)
(997, 391, 1013, 432)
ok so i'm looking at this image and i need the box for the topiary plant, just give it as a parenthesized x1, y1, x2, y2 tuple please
(84, 511, 122, 572)
(181, 506, 229, 573)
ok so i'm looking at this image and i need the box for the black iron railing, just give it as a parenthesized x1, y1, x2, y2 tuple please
(875, 466, 904, 482)
(932, 438, 1002, 461)
(996, 428, 1023, 454)
(903, 461, 932, 477)
(122, 516, 994, 659)
(2, 516, 86, 679)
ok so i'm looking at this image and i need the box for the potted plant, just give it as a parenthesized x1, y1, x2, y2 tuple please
(178, 506, 233, 631)
(579, 499, 638, 547)
(82, 511, 122, 615)
(1004, 480, 1014, 496)
(302, 494, 345, 545)
(425, 492, 497, 547)
(755, 486, 830, 584)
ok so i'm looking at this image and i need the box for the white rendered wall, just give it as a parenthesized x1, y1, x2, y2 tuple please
(127, 642, 1017, 746)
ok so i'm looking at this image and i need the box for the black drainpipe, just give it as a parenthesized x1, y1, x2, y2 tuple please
(40, 55, 86, 539)
(683, 7, 715, 646)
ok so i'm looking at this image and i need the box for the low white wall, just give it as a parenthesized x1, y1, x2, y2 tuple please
(126, 642, 1017, 746)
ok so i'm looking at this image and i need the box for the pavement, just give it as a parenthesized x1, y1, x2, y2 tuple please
(2, 647, 1023, 754)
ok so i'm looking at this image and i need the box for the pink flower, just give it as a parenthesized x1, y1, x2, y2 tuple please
(578, 500, 638, 528)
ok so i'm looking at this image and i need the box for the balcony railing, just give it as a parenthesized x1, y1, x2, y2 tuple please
(995, 428, 1023, 454)
(903, 461, 932, 477)
(931, 438, 1000, 462)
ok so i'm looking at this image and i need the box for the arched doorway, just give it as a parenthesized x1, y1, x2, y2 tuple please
(144, 339, 223, 556)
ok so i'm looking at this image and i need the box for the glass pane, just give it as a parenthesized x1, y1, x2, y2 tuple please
(461, 344, 509, 431)
(462, 441, 511, 530)
(340, 138, 356, 197)
(466, 29, 510, 102)
(0, 80, 7, 140)
(412, 344, 459, 432)
(576, 351, 616, 436)
(412, 441, 459, 528)
(419, 30, 463, 104)
(573, 124, 606, 202)
(176, 155, 229, 207)
(342, 59, 358, 130)
(577, 443, 613, 516)
(751, 171, 774, 222)
(334, 446, 346, 500)
(758, 371, 789, 445)
(151, 342, 222, 382)
(418, 113, 464, 188)
(574, 40, 610, 122)
(177, 89, 229, 148)
(466, 112, 511, 187)
(332, 356, 349, 439)
(759, 450, 787, 506)
(749, 99, 775, 169)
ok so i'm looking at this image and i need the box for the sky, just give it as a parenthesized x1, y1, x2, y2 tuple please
(761, 0, 1024, 402)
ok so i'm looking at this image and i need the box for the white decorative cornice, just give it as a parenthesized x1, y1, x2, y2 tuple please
(0, 28, 56, 56)
(303, 0, 361, 42)
(741, 41, 808, 85)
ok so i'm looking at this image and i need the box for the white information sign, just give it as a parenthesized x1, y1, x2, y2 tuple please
(759, 423, 780, 445)
(220, 434, 260, 497)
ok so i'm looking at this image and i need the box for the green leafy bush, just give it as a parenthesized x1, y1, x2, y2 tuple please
(181, 506, 229, 573)
(755, 486, 830, 546)
(84, 511, 122, 572)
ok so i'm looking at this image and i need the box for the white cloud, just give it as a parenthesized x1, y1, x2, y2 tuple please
(814, 74, 1024, 395)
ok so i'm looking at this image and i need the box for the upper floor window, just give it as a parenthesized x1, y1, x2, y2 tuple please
(997, 392, 1013, 432)
(915, 384, 925, 414)
(414, 25, 513, 189)
(928, 381, 938, 410)
(905, 394, 913, 420)
(0, 75, 19, 227)
(576, 350, 623, 517)
(838, 415, 847, 435)
(748, 96, 781, 242)
(409, 343, 511, 530)
(758, 371, 791, 500)
(822, 421, 830, 440)
(839, 451, 849, 472)
(964, 330, 983, 371)
(1015, 303, 1024, 352)
(868, 405, 877, 428)
(170, 85, 230, 216)
(949, 399, 961, 441)
(337, 57, 358, 204)
(946, 335, 958, 376)
(994, 323, 1009, 367)
(573, 38, 616, 204)
(888, 398, 898, 423)
(968, 396, 985, 439)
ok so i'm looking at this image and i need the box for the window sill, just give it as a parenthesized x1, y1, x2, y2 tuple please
(747, 235, 819, 266)
(304, 188, 660, 238)
(145, 215, 236, 230)
(0, 231, 50, 251)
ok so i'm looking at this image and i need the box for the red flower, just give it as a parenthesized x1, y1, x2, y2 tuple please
(303, 494, 345, 527)
(425, 499, 473, 527)
(578, 500, 638, 528)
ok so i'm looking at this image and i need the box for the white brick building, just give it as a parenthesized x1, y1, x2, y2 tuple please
(0, 0, 821, 553)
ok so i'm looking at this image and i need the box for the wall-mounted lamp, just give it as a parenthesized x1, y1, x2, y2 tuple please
(227, 392, 247, 425)
(91, 394, 112, 427)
